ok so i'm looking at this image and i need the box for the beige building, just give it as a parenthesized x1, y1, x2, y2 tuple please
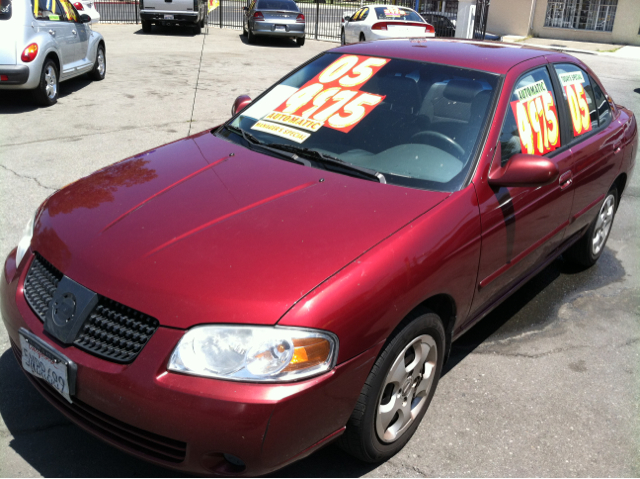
(486, 0, 640, 46)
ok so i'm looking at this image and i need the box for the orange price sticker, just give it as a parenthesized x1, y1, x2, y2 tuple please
(267, 55, 390, 135)
(510, 88, 561, 156)
(563, 82, 592, 137)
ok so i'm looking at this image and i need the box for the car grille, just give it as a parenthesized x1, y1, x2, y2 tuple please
(24, 254, 159, 364)
(10, 338, 187, 464)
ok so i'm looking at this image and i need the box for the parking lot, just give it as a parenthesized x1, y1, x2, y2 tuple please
(1, 24, 639, 477)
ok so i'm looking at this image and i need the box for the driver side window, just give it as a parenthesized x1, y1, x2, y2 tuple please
(499, 67, 562, 166)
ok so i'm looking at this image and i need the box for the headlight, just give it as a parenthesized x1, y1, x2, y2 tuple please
(168, 326, 338, 382)
(15, 216, 35, 267)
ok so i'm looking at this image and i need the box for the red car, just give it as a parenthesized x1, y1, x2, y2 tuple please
(2, 40, 636, 476)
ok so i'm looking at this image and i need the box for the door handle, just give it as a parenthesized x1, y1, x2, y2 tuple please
(72, 29, 77, 35)
(48, 29, 56, 36)
(559, 171, 573, 190)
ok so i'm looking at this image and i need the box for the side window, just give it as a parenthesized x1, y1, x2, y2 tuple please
(553, 63, 598, 139)
(249, 0, 256, 10)
(360, 7, 369, 21)
(32, 0, 62, 20)
(591, 77, 612, 127)
(351, 8, 364, 21)
(499, 66, 561, 165)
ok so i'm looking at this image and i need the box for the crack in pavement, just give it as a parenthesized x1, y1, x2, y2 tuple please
(0, 164, 58, 191)
(474, 336, 640, 359)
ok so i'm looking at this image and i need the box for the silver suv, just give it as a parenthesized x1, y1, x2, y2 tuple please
(0, 0, 106, 106)
(140, 0, 207, 34)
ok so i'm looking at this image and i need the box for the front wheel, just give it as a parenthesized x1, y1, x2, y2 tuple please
(32, 59, 59, 106)
(296, 35, 305, 47)
(564, 187, 618, 267)
(341, 28, 346, 45)
(88, 44, 106, 81)
(339, 310, 445, 462)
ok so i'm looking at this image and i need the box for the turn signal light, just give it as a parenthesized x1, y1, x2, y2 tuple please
(371, 22, 387, 30)
(21, 43, 38, 62)
(73, 2, 84, 10)
(296, 13, 304, 23)
(253, 11, 264, 21)
(282, 337, 331, 372)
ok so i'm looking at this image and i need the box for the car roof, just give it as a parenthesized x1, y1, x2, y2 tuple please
(331, 39, 556, 75)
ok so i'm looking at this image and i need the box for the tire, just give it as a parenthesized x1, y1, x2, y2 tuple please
(341, 28, 346, 45)
(247, 26, 256, 44)
(200, 14, 206, 28)
(194, 22, 202, 34)
(242, 20, 247, 36)
(564, 187, 618, 268)
(360, 32, 366, 42)
(339, 310, 445, 462)
(88, 44, 106, 81)
(141, 20, 151, 33)
(296, 35, 305, 47)
(32, 59, 59, 106)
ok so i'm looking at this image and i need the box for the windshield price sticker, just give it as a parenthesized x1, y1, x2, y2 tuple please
(252, 120, 311, 144)
(384, 6, 407, 16)
(252, 55, 390, 142)
(559, 71, 592, 137)
(510, 81, 561, 156)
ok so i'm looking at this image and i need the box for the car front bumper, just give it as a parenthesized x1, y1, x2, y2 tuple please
(1, 250, 377, 476)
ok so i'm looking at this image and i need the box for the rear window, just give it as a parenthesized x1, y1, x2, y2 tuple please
(374, 6, 423, 22)
(257, 0, 298, 11)
(0, 0, 11, 20)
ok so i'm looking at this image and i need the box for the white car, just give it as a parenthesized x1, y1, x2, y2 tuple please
(341, 4, 435, 44)
(72, 0, 99, 23)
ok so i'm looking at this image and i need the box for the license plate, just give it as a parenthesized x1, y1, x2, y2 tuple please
(275, 25, 286, 31)
(19, 328, 76, 403)
(164, 14, 174, 20)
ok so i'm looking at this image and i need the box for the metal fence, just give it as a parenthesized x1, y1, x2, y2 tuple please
(94, 0, 485, 42)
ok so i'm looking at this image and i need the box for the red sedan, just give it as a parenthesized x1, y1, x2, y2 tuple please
(2, 40, 636, 476)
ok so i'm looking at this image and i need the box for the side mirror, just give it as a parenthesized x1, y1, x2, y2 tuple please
(343, 14, 352, 22)
(488, 153, 559, 188)
(79, 13, 91, 23)
(243, 6, 248, 11)
(231, 95, 252, 116)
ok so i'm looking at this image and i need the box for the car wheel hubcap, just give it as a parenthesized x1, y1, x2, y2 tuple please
(44, 66, 57, 99)
(592, 193, 615, 256)
(376, 334, 437, 443)
(97, 49, 105, 75)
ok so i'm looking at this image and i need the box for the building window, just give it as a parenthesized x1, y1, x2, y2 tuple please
(544, 0, 617, 32)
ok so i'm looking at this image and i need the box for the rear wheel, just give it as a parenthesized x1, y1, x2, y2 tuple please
(194, 22, 202, 34)
(33, 59, 59, 106)
(360, 32, 365, 42)
(341, 28, 346, 45)
(296, 35, 305, 46)
(141, 20, 151, 33)
(200, 14, 206, 28)
(242, 20, 247, 36)
(339, 310, 445, 462)
(564, 187, 618, 268)
(247, 26, 256, 44)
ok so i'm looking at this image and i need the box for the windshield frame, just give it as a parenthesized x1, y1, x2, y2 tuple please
(219, 51, 502, 193)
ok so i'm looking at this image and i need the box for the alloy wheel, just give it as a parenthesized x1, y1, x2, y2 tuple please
(97, 49, 106, 76)
(44, 65, 57, 100)
(592, 193, 615, 256)
(376, 334, 437, 443)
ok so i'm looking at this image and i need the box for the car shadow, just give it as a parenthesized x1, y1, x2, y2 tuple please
(0, 249, 624, 477)
(133, 25, 199, 37)
(0, 75, 94, 114)
(237, 33, 302, 48)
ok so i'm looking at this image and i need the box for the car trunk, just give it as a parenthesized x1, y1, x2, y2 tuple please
(141, 0, 195, 12)
(261, 10, 299, 22)
(385, 23, 426, 36)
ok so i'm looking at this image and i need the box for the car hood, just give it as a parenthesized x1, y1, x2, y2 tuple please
(32, 130, 449, 329)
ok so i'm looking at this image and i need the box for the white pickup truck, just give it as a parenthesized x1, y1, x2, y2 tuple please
(140, 0, 207, 33)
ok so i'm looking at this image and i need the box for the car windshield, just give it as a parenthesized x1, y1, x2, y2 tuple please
(0, 0, 11, 20)
(223, 52, 498, 192)
(256, 0, 298, 10)
(374, 6, 423, 22)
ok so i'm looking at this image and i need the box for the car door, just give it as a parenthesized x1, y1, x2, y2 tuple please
(33, 0, 76, 76)
(549, 60, 625, 239)
(345, 7, 363, 43)
(59, 0, 91, 67)
(468, 62, 575, 320)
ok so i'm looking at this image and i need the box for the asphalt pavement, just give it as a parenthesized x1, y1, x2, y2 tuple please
(0, 24, 639, 477)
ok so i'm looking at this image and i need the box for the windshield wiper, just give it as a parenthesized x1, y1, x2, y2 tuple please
(265, 143, 386, 184)
(221, 125, 309, 166)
